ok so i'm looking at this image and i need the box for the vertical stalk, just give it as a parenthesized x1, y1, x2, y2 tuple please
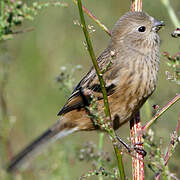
(98, 132, 104, 180)
(114, 147, 125, 179)
(1, 0, 5, 16)
(160, 0, 180, 27)
(72, 0, 111, 36)
(76, 1, 125, 179)
(0, 0, 5, 22)
(76, 0, 111, 119)
(130, 112, 144, 180)
(131, 0, 142, 12)
(130, 1, 144, 180)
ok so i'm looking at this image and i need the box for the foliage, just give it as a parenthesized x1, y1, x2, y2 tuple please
(0, 0, 67, 41)
(163, 52, 180, 85)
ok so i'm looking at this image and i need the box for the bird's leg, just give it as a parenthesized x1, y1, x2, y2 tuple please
(115, 133, 146, 157)
(79, 88, 147, 157)
(115, 135, 131, 153)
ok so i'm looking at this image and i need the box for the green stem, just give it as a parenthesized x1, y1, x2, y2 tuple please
(97, 132, 104, 167)
(98, 133, 104, 151)
(76, 1, 125, 179)
(114, 146, 125, 180)
(161, 0, 180, 27)
(98, 132, 104, 180)
(77, 0, 111, 119)
(72, 0, 111, 36)
(1, 0, 5, 18)
(108, 130, 125, 180)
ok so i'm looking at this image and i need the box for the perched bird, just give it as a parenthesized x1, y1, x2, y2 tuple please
(7, 11, 164, 172)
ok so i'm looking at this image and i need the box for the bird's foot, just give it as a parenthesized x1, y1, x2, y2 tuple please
(115, 134, 147, 157)
(133, 143, 147, 157)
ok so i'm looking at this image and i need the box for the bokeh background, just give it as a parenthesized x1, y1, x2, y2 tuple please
(0, 0, 180, 179)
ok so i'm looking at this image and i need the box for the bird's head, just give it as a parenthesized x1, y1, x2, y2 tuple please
(111, 12, 164, 53)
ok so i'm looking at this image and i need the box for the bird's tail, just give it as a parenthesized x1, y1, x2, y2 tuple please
(7, 118, 78, 173)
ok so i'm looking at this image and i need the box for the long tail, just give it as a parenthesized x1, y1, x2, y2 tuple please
(7, 118, 78, 172)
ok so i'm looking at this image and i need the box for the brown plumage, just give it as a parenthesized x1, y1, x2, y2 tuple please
(7, 11, 164, 172)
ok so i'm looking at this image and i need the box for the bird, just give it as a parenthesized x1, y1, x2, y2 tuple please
(7, 11, 164, 172)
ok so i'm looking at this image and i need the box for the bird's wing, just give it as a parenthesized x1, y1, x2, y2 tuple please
(57, 48, 118, 116)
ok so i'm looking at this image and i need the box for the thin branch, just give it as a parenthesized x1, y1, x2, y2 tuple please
(160, 0, 180, 38)
(77, 0, 111, 119)
(73, 0, 111, 36)
(97, 132, 104, 180)
(154, 114, 180, 180)
(130, 1, 144, 180)
(76, 1, 125, 179)
(0, 0, 5, 17)
(131, 0, 142, 12)
(143, 94, 180, 131)
(130, 112, 144, 180)
(164, 114, 180, 166)
(160, 0, 180, 28)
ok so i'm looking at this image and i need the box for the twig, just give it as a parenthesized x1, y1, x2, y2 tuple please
(130, 1, 144, 180)
(73, 0, 111, 36)
(143, 94, 180, 131)
(160, 0, 180, 28)
(130, 112, 144, 180)
(154, 114, 180, 180)
(164, 113, 180, 166)
(76, 1, 125, 179)
(97, 132, 104, 180)
(0, 0, 5, 17)
(77, 0, 111, 119)
(131, 0, 142, 12)
(170, 174, 180, 180)
(160, 0, 180, 38)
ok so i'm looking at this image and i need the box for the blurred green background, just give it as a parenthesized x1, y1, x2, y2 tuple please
(0, 0, 180, 179)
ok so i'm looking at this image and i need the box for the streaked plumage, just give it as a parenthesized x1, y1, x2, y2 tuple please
(7, 11, 164, 172)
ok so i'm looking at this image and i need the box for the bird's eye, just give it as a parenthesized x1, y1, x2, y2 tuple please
(138, 26, 146, 32)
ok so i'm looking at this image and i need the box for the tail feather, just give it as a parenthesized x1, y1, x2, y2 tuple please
(7, 120, 78, 172)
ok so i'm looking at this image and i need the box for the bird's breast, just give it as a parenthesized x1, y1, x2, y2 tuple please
(107, 54, 159, 128)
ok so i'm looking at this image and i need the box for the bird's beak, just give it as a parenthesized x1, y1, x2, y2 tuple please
(152, 19, 165, 32)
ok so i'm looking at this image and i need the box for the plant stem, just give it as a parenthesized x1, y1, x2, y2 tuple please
(114, 146, 125, 179)
(130, 112, 144, 180)
(130, 1, 144, 180)
(143, 94, 180, 131)
(77, 0, 111, 119)
(155, 114, 180, 180)
(160, 0, 180, 27)
(98, 132, 104, 180)
(72, 0, 111, 36)
(76, 1, 125, 179)
(131, 0, 142, 12)
(1, 0, 5, 18)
